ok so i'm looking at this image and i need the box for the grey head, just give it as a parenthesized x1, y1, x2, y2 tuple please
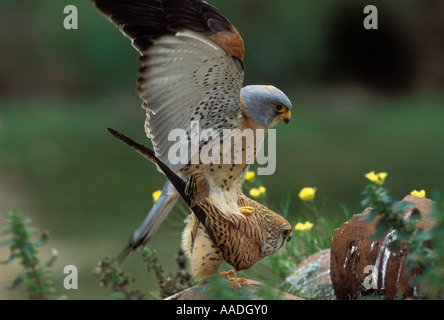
(240, 85, 292, 128)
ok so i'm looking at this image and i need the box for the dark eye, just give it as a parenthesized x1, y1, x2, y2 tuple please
(283, 229, 292, 242)
(274, 104, 285, 113)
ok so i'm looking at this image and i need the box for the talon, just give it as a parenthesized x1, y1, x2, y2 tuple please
(228, 277, 247, 288)
(239, 206, 253, 215)
(221, 270, 247, 288)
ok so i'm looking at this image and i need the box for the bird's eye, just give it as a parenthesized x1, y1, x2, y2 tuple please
(274, 104, 285, 113)
(283, 229, 292, 242)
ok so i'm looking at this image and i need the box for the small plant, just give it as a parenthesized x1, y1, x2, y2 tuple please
(0, 210, 60, 299)
(411, 193, 444, 298)
(94, 256, 146, 300)
(142, 246, 193, 299)
(94, 246, 193, 300)
(242, 171, 347, 284)
(273, 184, 348, 276)
(361, 171, 444, 298)
(296, 185, 337, 252)
(361, 171, 417, 242)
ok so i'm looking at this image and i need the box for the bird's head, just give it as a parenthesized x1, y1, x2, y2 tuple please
(240, 85, 292, 128)
(260, 215, 292, 257)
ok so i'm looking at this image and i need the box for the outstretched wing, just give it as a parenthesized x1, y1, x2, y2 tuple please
(92, 0, 245, 172)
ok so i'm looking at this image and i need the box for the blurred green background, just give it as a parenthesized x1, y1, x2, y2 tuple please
(0, 0, 443, 299)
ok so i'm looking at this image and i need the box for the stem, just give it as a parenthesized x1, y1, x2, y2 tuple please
(29, 264, 46, 300)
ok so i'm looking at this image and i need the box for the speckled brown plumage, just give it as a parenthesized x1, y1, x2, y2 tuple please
(182, 192, 291, 279)
(107, 129, 292, 279)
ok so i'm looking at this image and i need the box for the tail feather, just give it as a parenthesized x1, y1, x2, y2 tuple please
(107, 128, 188, 203)
(118, 180, 179, 262)
(107, 128, 211, 260)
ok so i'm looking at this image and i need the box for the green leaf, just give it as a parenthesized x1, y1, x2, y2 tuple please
(394, 200, 415, 215)
(0, 237, 14, 248)
(0, 253, 16, 264)
(361, 208, 378, 224)
(25, 226, 39, 234)
(34, 232, 48, 247)
(1, 224, 13, 235)
(6, 275, 24, 289)
(395, 229, 411, 243)
(277, 191, 292, 218)
(371, 219, 391, 239)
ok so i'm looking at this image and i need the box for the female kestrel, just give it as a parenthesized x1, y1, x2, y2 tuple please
(91, 0, 293, 259)
(107, 128, 292, 279)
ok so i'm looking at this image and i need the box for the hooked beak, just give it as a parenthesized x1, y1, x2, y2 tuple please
(279, 110, 291, 124)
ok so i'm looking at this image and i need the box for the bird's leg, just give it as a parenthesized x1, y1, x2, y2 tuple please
(239, 206, 253, 215)
(228, 277, 248, 288)
(220, 270, 247, 288)
(220, 270, 237, 279)
(185, 171, 208, 207)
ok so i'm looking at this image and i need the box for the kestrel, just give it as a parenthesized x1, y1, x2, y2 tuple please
(107, 129, 292, 279)
(92, 0, 293, 262)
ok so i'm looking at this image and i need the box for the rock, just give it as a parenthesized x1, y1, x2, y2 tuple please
(165, 278, 303, 300)
(330, 195, 434, 299)
(283, 249, 335, 299)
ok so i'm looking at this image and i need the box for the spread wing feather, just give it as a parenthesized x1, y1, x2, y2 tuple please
(138, 31, 244, 171)
(92, 0, 246, 172)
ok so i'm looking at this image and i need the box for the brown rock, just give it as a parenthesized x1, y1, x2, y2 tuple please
(165, 278, 302, 300)
(284, 249, 334, 299)
(330, 195, 433, 299)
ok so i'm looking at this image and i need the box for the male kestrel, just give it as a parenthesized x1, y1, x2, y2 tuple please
(92, 0, 293, 265)
(107, 128, 292, 279)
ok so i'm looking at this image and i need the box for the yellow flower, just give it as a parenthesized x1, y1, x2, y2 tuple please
(152, 190, 162, 203)
(410, 189, 426, 198)
(249, 186, 266, 198)
(245, 171, 255, 181)
(298, 187, 316, 201)
(365, 171, 387, 186)
(249, 188, 261, 198)
(294, 221, 314, 231)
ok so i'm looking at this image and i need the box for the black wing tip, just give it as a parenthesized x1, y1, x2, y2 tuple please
(91, 0, 233, 39)
(106, 127, 189, 204)
(117, 235, 150, 263)
(106, 127, 156, 160)
(106, 127, 118, 136)
(106, 127, 130, 146)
